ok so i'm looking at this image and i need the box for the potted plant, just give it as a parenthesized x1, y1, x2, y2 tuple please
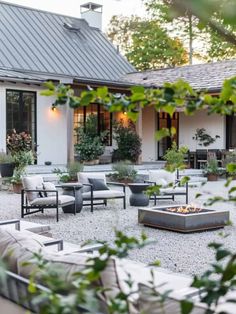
(224, 151, 236, 179)
(53, 162, 84, 183)
(112, 120, 142, 163)
(74, 115, 106, 165)
(163, 142, 189, 172)
(204, 159, 221, 181)
(0, 151, 15, 177)
(108, 161, 137, 184)
(7, 130, 35, 193)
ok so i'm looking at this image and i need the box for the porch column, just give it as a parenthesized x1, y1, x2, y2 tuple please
(66, 103, 74, 164)
(136, 108, 143, 164)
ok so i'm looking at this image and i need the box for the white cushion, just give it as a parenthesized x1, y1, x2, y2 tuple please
(82, 190, 124, 200)
(31, 195, 75, 206)
(78, 172, 107, 192)
(149, 170, 176, 186)
(22, 176, 44, 201)
(43, 182, 57, 196)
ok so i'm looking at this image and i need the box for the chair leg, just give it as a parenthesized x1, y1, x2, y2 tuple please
(123, 196, 126, 209)
(104, 199, 107, 206)
(91, 198, 94, 213)
(172, 195, 175, 201)
(154, 194, 157, 206)
(41, 208, 44, 213)
(74, 202, 76, 215)
(56, 206, 59, 222)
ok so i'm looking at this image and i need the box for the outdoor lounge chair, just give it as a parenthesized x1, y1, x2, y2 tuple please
(21, 176, 75, 222)
(145, 170, 189, 205)
(78, 172, 126, 212)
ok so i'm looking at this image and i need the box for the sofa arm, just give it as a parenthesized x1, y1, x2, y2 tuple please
(144, 180, 156, 185)
(43, 239, 64, 251)
(0, 219, 20, 231)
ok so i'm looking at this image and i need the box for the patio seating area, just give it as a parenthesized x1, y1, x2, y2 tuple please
(1, 179, 236, 276)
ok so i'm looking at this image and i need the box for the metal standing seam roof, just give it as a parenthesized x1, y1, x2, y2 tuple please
(0, 1, 135, 83)
(123, 59, 236, 91)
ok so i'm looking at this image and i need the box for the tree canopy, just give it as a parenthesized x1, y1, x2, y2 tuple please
(107, 15, 188, 70)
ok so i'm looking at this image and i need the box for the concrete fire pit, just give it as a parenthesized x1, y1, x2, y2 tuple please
(138, 205, 230, 233)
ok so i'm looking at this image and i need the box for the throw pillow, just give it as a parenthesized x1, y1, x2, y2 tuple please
(43, 182, 57, 197)
(88, 178, 109, 191)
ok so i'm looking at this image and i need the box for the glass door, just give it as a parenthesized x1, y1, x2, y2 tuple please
(157, 112, 179, 159)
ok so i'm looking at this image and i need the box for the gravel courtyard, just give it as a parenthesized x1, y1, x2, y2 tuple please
(1, 180, 236, 276)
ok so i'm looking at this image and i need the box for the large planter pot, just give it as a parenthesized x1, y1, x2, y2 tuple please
(83, 159, 99, 166)
(0, 163, 15, 177)
(12, 183, 23, 194)
(207, 174, 218, 181)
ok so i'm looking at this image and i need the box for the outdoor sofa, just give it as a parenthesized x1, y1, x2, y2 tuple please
(0, 220, 235, 313)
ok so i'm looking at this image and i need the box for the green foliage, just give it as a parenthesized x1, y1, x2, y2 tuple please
(163, 142, 189, 172)
(191, 241, 236, 310)
(107, 15, 188, 70)
(204, 159, 221, 176)
(113, 121, 142, 163)
(0, 151, 14, 164)
(74, 115, 106, 162)
(193, 128, 220, 147)
(110, 161, 137, 182)
(25, 231, 151, 314)
(53, 162, 84, 183)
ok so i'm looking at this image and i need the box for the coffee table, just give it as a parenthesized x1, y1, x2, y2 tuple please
(60, 183, 83, 213)
(128, 183, 150, 206)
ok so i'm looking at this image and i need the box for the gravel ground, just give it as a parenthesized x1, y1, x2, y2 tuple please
(1, 180, 236, 276)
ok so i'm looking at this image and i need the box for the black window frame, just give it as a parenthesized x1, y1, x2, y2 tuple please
(6, 89, 37, 151)
(157, 112, 179, 160)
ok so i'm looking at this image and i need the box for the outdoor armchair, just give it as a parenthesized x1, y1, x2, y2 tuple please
(21, 175, 75, 222)
(78, 172, 126, 212)
(145, 170, 188, 205)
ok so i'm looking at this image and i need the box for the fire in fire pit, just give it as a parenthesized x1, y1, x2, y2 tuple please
(166, 203, 202, 214)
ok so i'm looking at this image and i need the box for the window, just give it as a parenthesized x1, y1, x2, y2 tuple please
(74, 104, 112, 146)
(157, 112, 179, 159)
(6, 90, 36, 147)
(226, 115, 236, 149)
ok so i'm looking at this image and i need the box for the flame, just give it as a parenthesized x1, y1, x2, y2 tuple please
(166, 203, 202, 214)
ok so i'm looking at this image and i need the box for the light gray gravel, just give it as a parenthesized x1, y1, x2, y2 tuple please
(1, 180, 236, 276)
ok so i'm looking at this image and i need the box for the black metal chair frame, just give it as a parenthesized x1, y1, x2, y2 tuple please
(145, 180, 189, 205)
(82, 182, 126, 212)
(21, 189, 76, 222)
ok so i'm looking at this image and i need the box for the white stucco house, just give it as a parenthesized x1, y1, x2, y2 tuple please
(0, 1, 235, 165)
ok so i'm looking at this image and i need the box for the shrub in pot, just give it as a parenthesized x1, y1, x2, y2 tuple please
(204, 159, 222, 181)
(163, 142, 189, 172)
(74, 115, 106, 164)
(108, 161, 137, 184)
(0, 151, 15, 177)
(7, 130, 35, 193)
(113, 120, 142, 163)
(224, 151, 236, 179)
(53, 162, 84, 183)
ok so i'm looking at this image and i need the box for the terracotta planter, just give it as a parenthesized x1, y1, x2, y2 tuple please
(12, 183, 23, 194)
(207, 174, 218, 181)
(83, 159, 99, 166)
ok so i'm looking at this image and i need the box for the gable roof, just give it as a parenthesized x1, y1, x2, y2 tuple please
(123, 59, 236, 92)
(0, 1, 134, 84)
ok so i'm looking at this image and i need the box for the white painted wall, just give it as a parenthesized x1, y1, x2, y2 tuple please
(141, 106, 157, 161)
(179, 110, 226, 150)
(0, 83, 68, 165)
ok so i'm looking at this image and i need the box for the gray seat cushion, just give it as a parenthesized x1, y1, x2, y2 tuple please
(82, 190, 124, 200)
(30, 195, 75, 206)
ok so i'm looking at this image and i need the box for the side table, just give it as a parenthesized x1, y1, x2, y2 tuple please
(60, 183, 83, 213)
(128, 183, 150, 206)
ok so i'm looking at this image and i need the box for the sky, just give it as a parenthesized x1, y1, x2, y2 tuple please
(5, 0, 146, 30)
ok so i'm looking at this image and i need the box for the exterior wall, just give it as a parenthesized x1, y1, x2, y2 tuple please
(0, 83, 67, 165)
(141, 106, 157, 162)
(179, 110, 226, 150)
